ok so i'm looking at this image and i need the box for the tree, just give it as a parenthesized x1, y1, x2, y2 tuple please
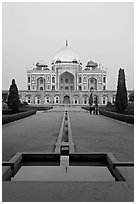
(7, 79, 20, 113)
(88, 93, 93, 115)
(94, 95, 98, 107)
(94, 95, 98, 115)
(89, 93, 93, 106)
(106, 101, 112, 108)
(129, 90, 134, 103)
(115, 68, 128, 113)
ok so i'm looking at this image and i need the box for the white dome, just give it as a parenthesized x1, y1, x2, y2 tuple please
(53, 46, 80, 62)
(38, 60, 48, 66)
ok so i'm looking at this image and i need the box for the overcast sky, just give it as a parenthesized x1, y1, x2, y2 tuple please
(2, 2, 134, 90)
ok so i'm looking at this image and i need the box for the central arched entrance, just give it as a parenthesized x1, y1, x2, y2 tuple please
(63, 95, 70, 104)
(59, 72, 74, 91)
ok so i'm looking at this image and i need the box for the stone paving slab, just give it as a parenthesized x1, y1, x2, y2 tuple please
(2, 111, 63, 161)
(116, 166, 134, 183)
(69, 111, 134, 162)
(2, 181, 133, 202)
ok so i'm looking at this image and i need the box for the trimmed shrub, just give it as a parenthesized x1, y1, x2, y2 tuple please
(115, 68, 128, 113)
(99, 110, 134, 124)
(19, 101, 28, 107)
(2, 109, 12, 115)
(26, 106, 53, 111)
(7, 79, 20, 113)
(2, 102, 8, 110)
(89, 93, 93, 105)
(82, 106, 90, 111)
(106, 101, 113, 108)
(2, 110, 37, 125)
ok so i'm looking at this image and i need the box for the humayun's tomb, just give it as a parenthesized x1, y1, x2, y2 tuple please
(2, 41, 131, 106)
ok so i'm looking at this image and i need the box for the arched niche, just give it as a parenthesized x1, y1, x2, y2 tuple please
(73, 95, 79, 104)
(88, 77, 97, 91)
(59, 71, 74, 91)
(54, 95, 60, 104)
(34, 95, 41, 104)
(37, 77, 45, 91)
(63, 95, 70, 104)
(45, 95, 50, 103)
(83, 95, 89, 105)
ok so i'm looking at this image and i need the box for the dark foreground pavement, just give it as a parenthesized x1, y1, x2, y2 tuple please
(3, 180, 133, 202)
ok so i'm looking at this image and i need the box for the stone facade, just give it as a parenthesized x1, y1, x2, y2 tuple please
(2, 43, 131, 106)
(18, 90, 117, 106)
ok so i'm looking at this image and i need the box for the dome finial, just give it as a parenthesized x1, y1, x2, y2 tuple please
(66, 39, 68, 47)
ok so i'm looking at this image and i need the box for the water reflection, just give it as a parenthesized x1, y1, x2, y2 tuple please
(11, 156, 115, 181)
(12, 166, 115, 181)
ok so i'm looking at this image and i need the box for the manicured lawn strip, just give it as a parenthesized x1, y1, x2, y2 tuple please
(99, 110, 134, 124)
(2, 110, 37, 125)
(26, 106, 53, 111)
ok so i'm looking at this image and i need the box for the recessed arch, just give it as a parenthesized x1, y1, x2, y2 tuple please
(37, 77, 45, 91)
(25, 94, 31, 104)
(34, 95, 41, 104)
(73, 95, 79, 104)
(83, 95, 89, 105)
(54, 95, 60, 104)
(111, 95, 116, 104)
(59, 71, 74, 91)
(44, 95, 50, 103)
(102, 95, 108, 105)
(63, 95, 70, 104)
(88, 77, 97, 91)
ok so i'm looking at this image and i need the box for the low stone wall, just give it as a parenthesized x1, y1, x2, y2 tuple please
(99, 110, 134, 124)
(2, 110, 37, 125)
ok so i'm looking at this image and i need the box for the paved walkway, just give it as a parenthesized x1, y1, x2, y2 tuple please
(2, 111, 63, 161)
(2, 107, 134, 202)
(3, 107, 134, 163)
(48, 106, 84, 112)
(69, 110, 134, 162)
(3, 180, 133, 202)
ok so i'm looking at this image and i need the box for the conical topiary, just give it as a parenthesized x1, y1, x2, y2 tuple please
(7, 79, 20, 113)
(115, 68, 128, 113)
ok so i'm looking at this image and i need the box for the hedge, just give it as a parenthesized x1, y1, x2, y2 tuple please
(27, 106, 53, 111)
(2, 109, 12, 115)
(82, 106, 90, 111)
(99, 110, 134, 124)
(2, 106, 53, 115)
(2, 110, 37, 125)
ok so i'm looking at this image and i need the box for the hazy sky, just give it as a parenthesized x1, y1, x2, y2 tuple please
(2, 2, 134, 90)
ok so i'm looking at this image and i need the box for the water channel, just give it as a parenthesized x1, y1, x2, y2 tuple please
(11, 156, 115, 181)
